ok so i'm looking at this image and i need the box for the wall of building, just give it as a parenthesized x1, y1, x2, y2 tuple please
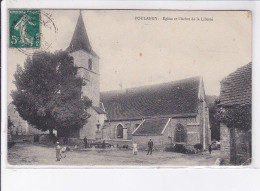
(8, 104, 48, 136)
(233, 128, 251, 165)
(220, 123, 251, 165)
(197, 78, 211, 149)
(104, 119, 143, 140)
(132, 135, 163, 150)
(132, 116, 204, 151)
(79, 107, 106, 139)
(70, 50, 100, 107)
(166, 117, 201, 146)
(220, 123, 231, 164)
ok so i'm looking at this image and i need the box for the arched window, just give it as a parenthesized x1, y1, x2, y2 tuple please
(116, 124, 123, 138)
(88, 59, 92, 70)
(175, 124, 186, 143)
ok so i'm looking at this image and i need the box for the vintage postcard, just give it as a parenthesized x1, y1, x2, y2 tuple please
(6, 9, 252, 167)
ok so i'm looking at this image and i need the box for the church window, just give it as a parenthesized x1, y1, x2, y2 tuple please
(175, 124, 186, 143)
(116, 124, 123, 139)
(88, 59, 92, 70)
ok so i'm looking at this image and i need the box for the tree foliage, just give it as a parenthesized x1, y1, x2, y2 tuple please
(216, 105, 251, 130)
(11, 51, 92, 135)
(207, 95, 220, 141)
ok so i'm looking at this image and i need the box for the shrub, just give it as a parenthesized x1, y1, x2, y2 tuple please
(185, 145, 196, 154)
(173, 144, 187, 153)
(165, 145, 175, 152)
(165, 144, 188, 153)
(194, 143, 203, 152)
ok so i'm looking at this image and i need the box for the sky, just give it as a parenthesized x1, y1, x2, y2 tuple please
(7, 10, 252, 103)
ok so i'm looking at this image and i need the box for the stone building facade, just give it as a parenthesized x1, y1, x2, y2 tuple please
(66, 12, 106, 139)
(8, 103, 48, 136)
(219, 63, 252, 165)
(101, 77, 211, 150)
(63, 12, 211, 150)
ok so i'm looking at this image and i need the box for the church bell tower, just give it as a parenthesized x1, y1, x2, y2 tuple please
(67, 11, 100, 107)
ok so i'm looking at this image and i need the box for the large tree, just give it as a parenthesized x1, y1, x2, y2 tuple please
(11, 51, 92, 136)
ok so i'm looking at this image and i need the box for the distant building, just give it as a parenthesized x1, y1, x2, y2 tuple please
(219, 63, 252, 165)
(8, 103, 47, 135)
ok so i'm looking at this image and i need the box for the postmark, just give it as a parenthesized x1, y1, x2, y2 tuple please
(9, 10, 58, 55)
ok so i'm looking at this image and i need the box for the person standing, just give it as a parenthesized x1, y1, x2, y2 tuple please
(147, 139, 153, 155)
(84, 136, 88, 148)
(56, 142, 61, 161)
(133, 142, 138, 155)
(208, 144, 212, 154)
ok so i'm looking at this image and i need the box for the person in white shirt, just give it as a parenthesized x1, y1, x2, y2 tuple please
(133, 142, 138, 155)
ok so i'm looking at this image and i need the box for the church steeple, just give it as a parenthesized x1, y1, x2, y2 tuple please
(67, 11, 97, 56)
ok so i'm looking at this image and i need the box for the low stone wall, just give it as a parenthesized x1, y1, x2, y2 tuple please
(39, 134, 56, 145)
(106, 139, 132, 149)
(11, 134, 34, 143)
(68, 138, 85, 147)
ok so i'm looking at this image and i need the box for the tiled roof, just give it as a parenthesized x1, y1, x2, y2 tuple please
(132, 118, 170, 136)
(100, 77, 201, 120)
(220, 63, 252, 106)
(66, 12, 97, 57)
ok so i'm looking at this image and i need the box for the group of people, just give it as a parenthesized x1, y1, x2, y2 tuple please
(56, 137, 215, 161)
(133, 139, 154, 156)
(56, 138, 154, 161)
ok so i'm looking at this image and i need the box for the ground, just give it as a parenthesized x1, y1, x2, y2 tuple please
(8, 142, 221, 166)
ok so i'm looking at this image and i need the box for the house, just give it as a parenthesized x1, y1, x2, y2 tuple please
(101, 77, 211, 150)
(219, 62, 252, 165)
(7, 103, 48, 136)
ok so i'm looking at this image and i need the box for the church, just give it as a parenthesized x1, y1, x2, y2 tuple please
(66, 12, 211, 150)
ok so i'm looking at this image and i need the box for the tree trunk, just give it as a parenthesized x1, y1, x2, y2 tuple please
(49, 128, 54, 135)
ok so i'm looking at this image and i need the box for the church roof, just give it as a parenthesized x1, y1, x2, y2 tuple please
(219, 62, 252, 106)
(132, 118, 170, 136)
(67, 12, 98, 57)
(100, 77, 201, 121)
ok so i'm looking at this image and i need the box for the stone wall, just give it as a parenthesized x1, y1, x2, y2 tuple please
(233, 128, 251, 165)
(70, 50, 100, 107)
(79, 108, 106, 139)
(132, 116, 203, 151)
(11, 134, 34, 142)
(132, 135, 164, 150)
(104, 119, 143, 140)
(220, 123, 251, 165)
(166, 117, 201, 146)
(220, 123, 231, 164)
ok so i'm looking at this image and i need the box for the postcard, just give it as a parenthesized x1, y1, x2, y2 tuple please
(6, 9, 252, 167)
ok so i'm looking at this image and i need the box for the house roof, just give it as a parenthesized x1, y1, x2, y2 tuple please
(100, 76, 201, 121)
(132, 118, 170, 136)
(66, 12, 98, 57)
(219, 62, 252, 106)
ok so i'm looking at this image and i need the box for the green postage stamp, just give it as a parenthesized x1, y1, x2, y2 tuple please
(9, 10, 40, 48)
